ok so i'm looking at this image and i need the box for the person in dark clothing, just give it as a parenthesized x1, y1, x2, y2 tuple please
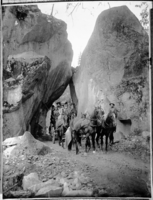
(50, 123, 56, 143)
(107, 103, 119, 145)
(50, 105, 56, 130)
(66, 102, 72, 126)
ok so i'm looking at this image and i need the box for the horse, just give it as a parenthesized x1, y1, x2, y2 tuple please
(68, 113, 82, 153)
(91, 107, 105, 149)
(100, 111, 117, 151)
(56, 125, 65, 148)
(56, 114, 67, 148)
(69, 112, 97, 154)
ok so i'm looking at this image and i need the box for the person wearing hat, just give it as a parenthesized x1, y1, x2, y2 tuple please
(109, 103, 119, 119)
(50, 123, 56, 143)
(50, 105, 56, 130)
(108, 103, 119, 144)
(63, 102, 69, 126)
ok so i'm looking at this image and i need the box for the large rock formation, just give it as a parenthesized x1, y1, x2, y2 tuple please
(2, 5, 76, 139)
(74, 6, 149, 133)
(57, 67, 78, 106)
(3, 6, 72, 68)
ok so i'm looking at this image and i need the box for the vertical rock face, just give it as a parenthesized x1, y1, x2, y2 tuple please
(58, 67, 78, 108)
(3, 5, 73, 139)
(74, 6, 149, 132)
(3, 6, 73, 69)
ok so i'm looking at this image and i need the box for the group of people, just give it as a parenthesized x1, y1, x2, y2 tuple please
(49, 101, 77, 143)
(48, 99, 119, 154)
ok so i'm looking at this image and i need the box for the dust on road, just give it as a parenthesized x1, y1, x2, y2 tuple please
(45, 138, 151, 197)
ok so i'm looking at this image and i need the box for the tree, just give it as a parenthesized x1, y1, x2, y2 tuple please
(49, 2, 111, 20)
(50, 4, 54, 16)
(135, 2, 150, 32)
(65, 2, 111, 17)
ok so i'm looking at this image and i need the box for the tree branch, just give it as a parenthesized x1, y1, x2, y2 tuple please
(50, 4, 54, 16)
(68, 3, 80, 16)
(108, 2, 111, 8)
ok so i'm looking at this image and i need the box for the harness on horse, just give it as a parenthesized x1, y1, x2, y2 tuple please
(90, 119, 97, 127)
(101, 120, 113, 129)
(102, 112, 117, 129)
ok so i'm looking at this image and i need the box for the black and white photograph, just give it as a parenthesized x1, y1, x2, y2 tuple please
(1, 1, 152, 199)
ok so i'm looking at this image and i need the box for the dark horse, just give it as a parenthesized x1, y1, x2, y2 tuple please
(69, 112, 97, 154)
(66, 111, 94, 154)
(72, 124, 96, 154)
(99, 112, 117, 151)
(56, 125, 65, 148)
(56, 115, 67, 148)
(91, 107, 105, 149)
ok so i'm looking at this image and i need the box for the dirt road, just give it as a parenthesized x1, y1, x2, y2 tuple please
(3, 130, 151, 198)
(45, 138, 151, 197)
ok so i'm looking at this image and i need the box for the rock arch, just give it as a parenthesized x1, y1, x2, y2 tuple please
(2, 6, 78, 139)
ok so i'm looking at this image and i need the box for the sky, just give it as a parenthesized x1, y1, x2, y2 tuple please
(38, 1, 152, 67)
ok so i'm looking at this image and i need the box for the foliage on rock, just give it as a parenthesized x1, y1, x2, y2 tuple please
(9, 6, 29, 21)
(135, 2, 150, 31)
(8, 5, 41, 22)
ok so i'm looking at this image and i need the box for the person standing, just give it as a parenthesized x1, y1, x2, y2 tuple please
(67, 102, 72, 127)
(68, 112, 76, 150)
(50, 123, 56, 144)
(108, 103, 119, 144)
(109, 103, 119, 125)
(50, 105, 56, 130)
(46, 108, 51, 135)
(63, 102, 69, 127)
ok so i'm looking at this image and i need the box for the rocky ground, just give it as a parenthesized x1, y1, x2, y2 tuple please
(2, 131, 151, 198)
